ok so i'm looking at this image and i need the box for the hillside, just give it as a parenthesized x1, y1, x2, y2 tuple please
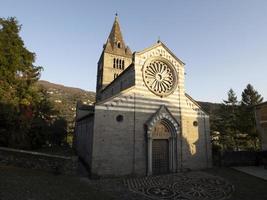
(38, 80, 95, 104)
(197, 101, 221, 115)
(37, 80, 95, 142)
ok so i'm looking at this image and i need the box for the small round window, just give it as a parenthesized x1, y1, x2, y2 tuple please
(116, 115, 123, 122)
(193, 121, 198, 127)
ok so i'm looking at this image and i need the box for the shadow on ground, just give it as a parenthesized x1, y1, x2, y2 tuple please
(1, 165, 267, 200)
(204, 167, 267, 200)
(0, 165, 112, 200)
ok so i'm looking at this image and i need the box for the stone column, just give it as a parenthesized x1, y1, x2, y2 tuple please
(147, 136, 152, 175)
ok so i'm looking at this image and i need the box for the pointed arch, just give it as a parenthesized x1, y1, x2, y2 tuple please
(146, 106, 179, 139)
(145, 105, 180, 175)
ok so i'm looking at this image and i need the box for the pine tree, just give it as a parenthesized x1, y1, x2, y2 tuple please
(0, 17, 52, 149)
(0, 17, 42, 106)
(240, 84, 263, 150)
(241, 84, 263, 106)
(216, 89, 240, 151)
(223, 89, 238, 106)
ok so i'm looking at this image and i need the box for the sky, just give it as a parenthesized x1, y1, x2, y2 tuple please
(1, 0, 267, 103)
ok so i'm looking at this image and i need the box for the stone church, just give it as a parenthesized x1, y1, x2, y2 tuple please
(74, 16, 212, 177)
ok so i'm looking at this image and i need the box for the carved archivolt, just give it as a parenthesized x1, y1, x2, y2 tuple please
(143, 59, 178, 97)
(146, 106, 179, 139)
(152, 122, 171, 139)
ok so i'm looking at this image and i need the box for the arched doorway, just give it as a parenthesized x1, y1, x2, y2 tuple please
(146, 106, 180, 176)
(151, 121, 171, 175)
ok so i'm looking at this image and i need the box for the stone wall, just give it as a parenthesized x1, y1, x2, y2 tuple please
(92, 108, 135, 177)
(101, 51, 132, 89)
(74, 115, 94, 169)
(92, 98, 211, 177)
(255, 102, 267, 150)
(180, 115, 212, 170)
(100, 65, 135, 101)
(0, 147, 78, 175)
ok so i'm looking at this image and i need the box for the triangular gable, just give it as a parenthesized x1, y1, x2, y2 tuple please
(135, 41, 185, 66)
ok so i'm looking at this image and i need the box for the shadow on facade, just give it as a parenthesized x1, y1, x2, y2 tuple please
(178, 115, 211, 171)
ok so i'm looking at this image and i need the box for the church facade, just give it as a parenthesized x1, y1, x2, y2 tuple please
(74, 16, 212, 177)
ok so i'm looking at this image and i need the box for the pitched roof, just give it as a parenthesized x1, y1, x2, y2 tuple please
(255, 101, 267, 108)
(108, 16, 124, 47)
(135, 41, 185, 66)
(185, 93, 209, 116)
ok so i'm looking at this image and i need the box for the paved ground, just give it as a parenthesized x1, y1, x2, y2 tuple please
(205, 167, 267, 200)
(82, 171, 234, 200)
(123, 172, 234, 200)
(1, 166, 267, 200)
(232, 166, 267, 180)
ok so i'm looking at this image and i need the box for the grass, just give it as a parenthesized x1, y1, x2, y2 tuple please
(0, 165, 113, 200)
(204, 167, 267, 200)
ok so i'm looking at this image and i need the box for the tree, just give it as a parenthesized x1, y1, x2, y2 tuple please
(0, 17, 42, 101)
(222, 89, 241, 150)
(210, 85, 264, 152)
(240, 84, 264, 150)
(211, 89, 238, 150)
(241, 84, 263, 106)
(0, 17, 57, 149)
(223, 89, 238, 106)
(212, 89, 240, 151)
(50, 117, 68, 146)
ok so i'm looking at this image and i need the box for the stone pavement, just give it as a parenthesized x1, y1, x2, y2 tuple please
(233, 166, 267, 181)
(84, 171, 234, 200)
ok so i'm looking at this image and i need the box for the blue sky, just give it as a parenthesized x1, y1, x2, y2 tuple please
(1, 0, 267, 102)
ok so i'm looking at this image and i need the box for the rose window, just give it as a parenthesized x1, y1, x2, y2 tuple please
(143, 60, 177, 97)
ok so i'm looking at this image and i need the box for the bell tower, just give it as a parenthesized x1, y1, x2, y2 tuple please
(96, 14, 132, 100)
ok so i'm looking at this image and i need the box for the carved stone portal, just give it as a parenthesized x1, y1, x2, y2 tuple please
(152, 122, 171, 174)
(146, 105, 180, 175)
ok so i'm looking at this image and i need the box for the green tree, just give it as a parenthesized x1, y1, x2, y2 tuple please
(27, 87, 57, 149)
(213, 89, 241, 151)
(222, 89, 241, 150)
(241, 84, 263, 106)
(50, 117, 68, 146)
(0, 17, 58, 149)
(223, 89, 238, 106)
(240, 84, 263, 150)
(0, 17, 42, 102)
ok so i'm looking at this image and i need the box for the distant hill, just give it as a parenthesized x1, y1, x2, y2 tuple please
(37, 80, 96, 141)
(197, 101, 221, 115)
(38, 80, 95, 104)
